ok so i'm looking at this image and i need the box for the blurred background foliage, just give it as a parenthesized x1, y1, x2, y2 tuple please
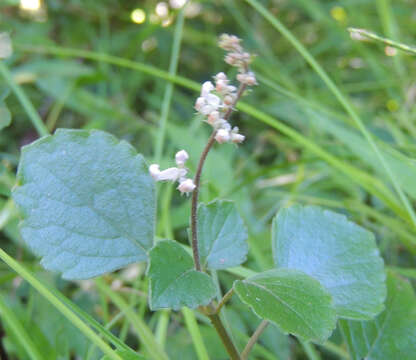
(0, 0, 416, 359)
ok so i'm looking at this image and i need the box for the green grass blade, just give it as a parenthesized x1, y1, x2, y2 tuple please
(0, 249, 123, 360)
(0, 62, 49, 137)
(244, 0, 416, 227)
(182, 307, 210, 360)
(47, 285, 135, 353)
(155, 310, 171, 347)
(0, 295, 44, 360)
(348, 28, 416, 55)
(95, 278, 169, 360)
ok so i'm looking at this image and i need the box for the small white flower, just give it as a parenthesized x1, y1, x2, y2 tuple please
(207, 111, 220, 126)
(206, 93, 221, 108)
(157, 167, 187, 182)
(223, 95, 234, 106)
(214, 72, 227, 81)
(219, 34, 242, 52)
(194, 96, 205, 111)
(149, 164, 161, 180)
(231, 133, 245, 144)
(201, 81, 215, 96)
(175, 150, 189, 167)
(215, 129, 231, 144)
(216, 79, 228, 92)
(177, 178, 196, 194)
(237, 71, 257, 86)
(200, 104, 215, 116)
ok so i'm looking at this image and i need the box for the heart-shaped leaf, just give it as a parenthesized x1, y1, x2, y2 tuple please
(340, 271, 416, 360)
(234, 268, 337, 343)
(272, 205, 386, 320)
(148, 240, 216, 310)
(12, 129, 155, 280)
(197, 200, 248, 270)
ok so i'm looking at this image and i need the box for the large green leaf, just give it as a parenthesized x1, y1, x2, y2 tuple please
(12, 129, 155, 279)
(197, 200, 248, 270)
(148, 240, 216, 310)
(272, 205, 386, 320)
(234, 268, 337, 343)
(340, 271, 416, 360)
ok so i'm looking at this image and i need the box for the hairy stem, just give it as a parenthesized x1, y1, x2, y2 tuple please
(208, 313, 241, 360)
(241, 320, 269, 360)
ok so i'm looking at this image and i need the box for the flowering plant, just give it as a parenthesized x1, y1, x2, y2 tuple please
(10, 34, 390, 360)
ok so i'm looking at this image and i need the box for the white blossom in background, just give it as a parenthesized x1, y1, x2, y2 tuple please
(193, 34, 257, 145)
(149, 150, 196, 195)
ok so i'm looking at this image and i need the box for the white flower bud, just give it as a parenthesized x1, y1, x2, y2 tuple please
(149, 164, 161, 180)
(206, 93, 221, 108)
(215, 129, 231, 144)
(195, 96, 206, 111)
(218, 34, 242, 52)
(157, 167, 187, 182)
(231, 132, 245, 144)
(223, 95, 234, 106)
(207, 111, 220, 126)
(237, 71, 257, 86)
(216, 79, 228, 92)
(200, 104, 215, 116)
(201, 81, 214, 96)
(227, 85, 237, 93)
(214, 72, 227, 81)
(175, 150, 189, 167)
(177, 178, 196, 194)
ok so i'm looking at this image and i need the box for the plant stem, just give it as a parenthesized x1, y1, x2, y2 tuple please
(190, 130, 217, 271)
(208, 313, 241, 360)
(215, 288, 234, 314)
(241, 320, 269, 360)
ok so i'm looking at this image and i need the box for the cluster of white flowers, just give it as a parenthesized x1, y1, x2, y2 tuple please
(194, 34, 257, 145)
(149, 150, 196, 195)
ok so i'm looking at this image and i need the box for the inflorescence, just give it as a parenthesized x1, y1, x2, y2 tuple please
(149, 34, 256, 195)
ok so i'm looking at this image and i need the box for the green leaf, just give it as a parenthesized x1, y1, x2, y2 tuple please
(234, 268, 337, 343)
(102, 350, 145, 360)
(340, 271, 416, 360)
(197, 200, 248, 270)
(12, 129, 155, 280)
(272, 205, 386, 320)
(148, 240, 216, 310)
